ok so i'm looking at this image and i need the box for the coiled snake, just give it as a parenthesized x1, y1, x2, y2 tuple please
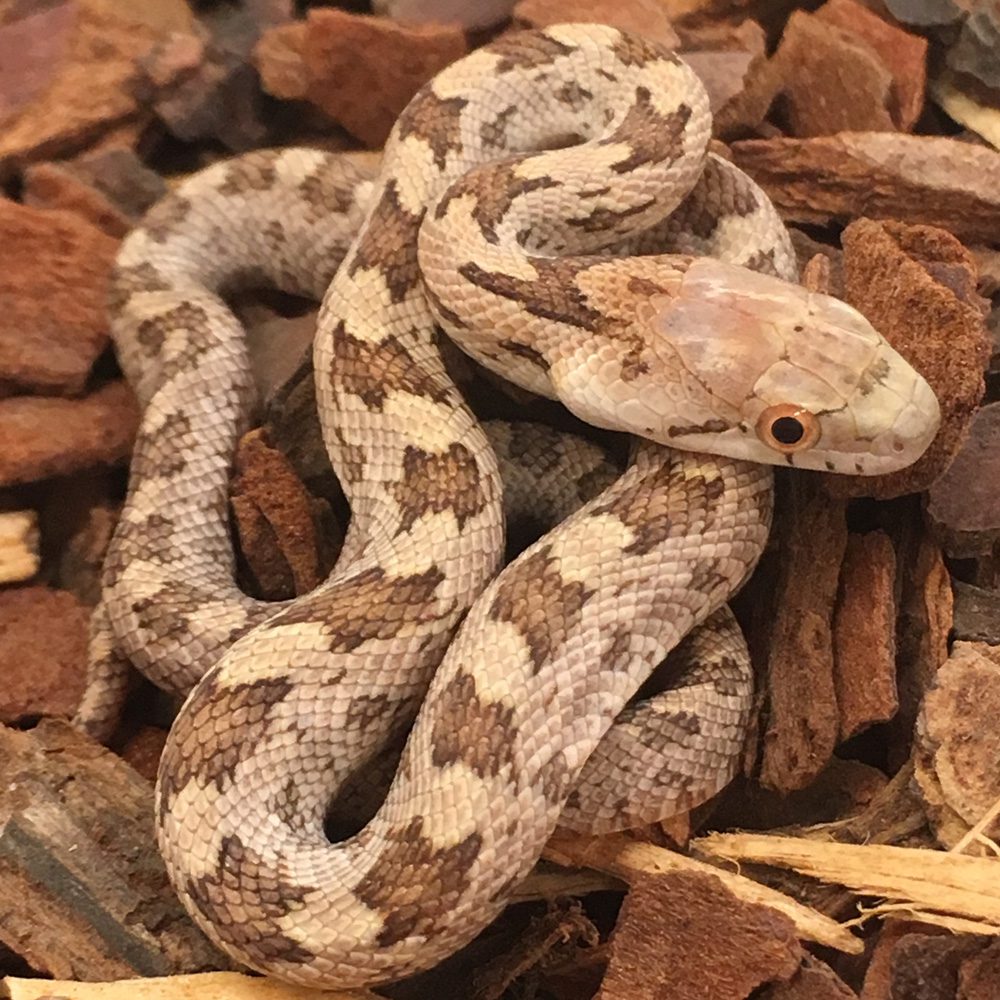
(75, 23, 941, 989)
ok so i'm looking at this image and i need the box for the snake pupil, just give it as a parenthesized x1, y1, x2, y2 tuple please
(771, 416, 805, 445)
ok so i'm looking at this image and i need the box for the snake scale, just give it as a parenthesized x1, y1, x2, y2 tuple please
(75, 24, 941, 988)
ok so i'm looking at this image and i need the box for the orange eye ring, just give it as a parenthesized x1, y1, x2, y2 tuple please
(755, 404, 820, 454)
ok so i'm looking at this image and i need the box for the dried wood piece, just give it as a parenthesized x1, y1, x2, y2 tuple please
(825, 220, 990, 499)
(932, 71, 1000, 150)
(119, 726, 168, 785)
(145, 1, 294, 151)
(544, 832, 863, 954)
(680, 21, 777, 139)
(832, 531, 899, 741)
(21, 162, 132, 238)
(595, 870, 803, 1000)
(0, 197, 119, 395)
(714, 758, 888, 832)
(513, 0, 681, 49)
(953, 581, 1000, 645)
(0, 0, 197, 170)
(863, 930, 988, 1000)
(767, 9, 896, 136)
(730, 133, 1000, 244)
(244, 306, 321, 402)
(927, 402, 1000, 558)
(697, 833, 1000, 936)
(0, 720, 228, 979)
(959, 940, 1000, 999)
(682, 48, 757, 119)
(890, 534, 954, 769)
(0, 586, 87, 723)
(858, 919, 945, 1000)
(883, 0, 965, 27)
(374, 0, 515, 30)
(230, 427, 340, 600)
(757, 955, 858, 999)
(1, 970, 382, 1000)
(947, 4, 1000, 90)
(68, 147, 167, 221)
(0, 381, 139, 486)
(812, 760, 929, 848)
(915, 642, 1000, 851)
(23, 147, 165, 239)
(0, 511, 39, 585)
(45, 476, 118, 606)
(814, 0, 928, 131)
(254, 10, 467, 147)
(759, 476, 848, 794)
(468, 902, 599, 1000)
(0, 587, 89, 726)
(788, 229, 844, 293)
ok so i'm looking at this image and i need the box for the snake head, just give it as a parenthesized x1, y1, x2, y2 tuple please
(582, 258, 941, 475)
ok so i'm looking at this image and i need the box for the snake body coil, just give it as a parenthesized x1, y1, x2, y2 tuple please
(77, 24, 940, 988)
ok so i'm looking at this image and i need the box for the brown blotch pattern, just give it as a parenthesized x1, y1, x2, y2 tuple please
(136, 301, 215, 369)
(688, 561, 729, 596)
(660, 709, 702, 736)
(627, 275, 671, 298)
(217, 150, 284, 196)
(610, 32, 673, 69)
(398, 94, 469, 170)
(423, 281, 468, 329)
(566, 199, 657, 234)
(491, 31, 575, 73)
(591, 460, 687, 556)
(538, 748, 574, 805)
(436, 162, 559, 245)
(744, 248, 777, 275)
(298, 162, 357, 222)
(479, 104, 518, 150)
(602, 624, 635, 673)
(143, 195, 193, 244)
(130, 579, 223, 640)
(270, 777, 302, 827)
(345, 691, 421, 740)
(354, 817, 482, 947)
(858, 356, 892, 396)
(606, 90, 692, 175)
(458, 258, 606, 332)
(347, 179, 423, 302)
(184, 835, 318, 966)
(667, 418, 731, 438)
(271, 566, 446, 653)
(489, 546, 595, 673)
(330, 423, 367, 484)
(331, 322, 452, 411)
(614, 330, 649, 382)
(158, 675, 296, 813)
(505, 421, 565, 471)
(105, 512, 180, 576)
(498, 338, 548, 372)
(430, 671, 517, 779)
(110, 261, 171, 312)
(393, 442, 488, 533)
(554, 81, 593, 109)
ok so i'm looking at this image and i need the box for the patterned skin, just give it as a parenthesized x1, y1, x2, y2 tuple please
(74, 24, 939, 989)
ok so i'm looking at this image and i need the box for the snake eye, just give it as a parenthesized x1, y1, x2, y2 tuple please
(756, 404, 819, 454)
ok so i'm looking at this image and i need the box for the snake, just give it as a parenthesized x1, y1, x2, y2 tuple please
(74, 23, 941, 989)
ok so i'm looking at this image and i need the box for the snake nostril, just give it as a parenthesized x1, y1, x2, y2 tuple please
(892, 438, 906, 453)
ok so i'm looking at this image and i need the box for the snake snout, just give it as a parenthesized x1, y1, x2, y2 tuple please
(845, 351, 941, 475)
